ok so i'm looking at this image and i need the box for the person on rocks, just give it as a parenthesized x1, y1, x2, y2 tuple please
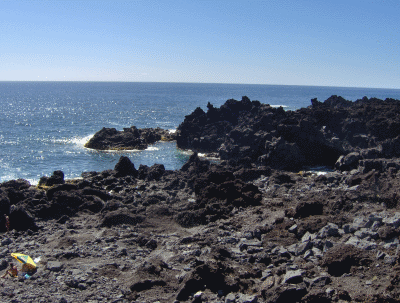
(20, 263, 36, 275)
(1, 264, 18, 278)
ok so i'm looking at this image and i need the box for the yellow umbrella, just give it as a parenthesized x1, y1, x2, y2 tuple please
(11, 253, 36, 270)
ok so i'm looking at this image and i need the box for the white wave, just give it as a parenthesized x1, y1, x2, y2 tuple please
(146, 146, 159, 151)
(0, 173, 38, 185)
(198, 153, 220, 160)
(51, 134, 94, 146)
(2, 140, 18, 145)
(178, 149, 194, 155)
(69, 176, 83, 182)
(270, 105, 288, 108)
(26, 178, 39, 186)
(71, 134, 94, 146)
(88, 148, 142, 153)
(168, 129, 177, 134)
(304, 166, 334, 176)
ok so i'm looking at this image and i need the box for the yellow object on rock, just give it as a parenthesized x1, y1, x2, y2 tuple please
(11, 253, 36, 270)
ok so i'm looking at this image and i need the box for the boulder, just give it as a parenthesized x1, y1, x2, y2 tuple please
(38, 170, 65, 187)
(84, 126, 146, 150)
(114, 156, 138, 177)
(85, 126, 173, 151)
(9, 205, 38, 231)
(146, 164, 165, 181)
(335, 152, 362, 171)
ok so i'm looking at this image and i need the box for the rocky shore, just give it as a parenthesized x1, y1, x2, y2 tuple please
(1, 95, 400, 303)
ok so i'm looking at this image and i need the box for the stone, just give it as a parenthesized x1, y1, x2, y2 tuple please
(382, 237, 399, 249)
(335, 152, 361, 171)
(261, 275, 275, 290)
(114, 156, 138, 177)
(354, 228, 378, 240)
(85, 126, 172, 151)
(271, 246, 290, 258)
(238, 238, 262, 251)
(384, 254, 397, 265)
(303, 249, 313, 260)
(288, 224, 298, 233)
(310, 275, 331, 288)
(351, 217, 369, 231)
(366, 214, 383, 227)
(1, 238, 12, 246)
(9, 205, 38, 231)
(311, 247, 323, 259)
(225, 293, 236, 303)
(382, 213, 400, 228)
(342, 223, 356, 234)
(47, 261, 64, 272)
(345, 236, 377, 250)
(262, 283, 307, 303)
(294, 241, 312, 256)
(325, 288, 335, 296)
(322, 240, 334, 252)
(194, 291, 203, 299)
(282, 269, 304, 284)
(237, 293, 258, 303)
(301, 231, 316, 243)
(317, 223, 339, 238)
(38, 170, 65, 187)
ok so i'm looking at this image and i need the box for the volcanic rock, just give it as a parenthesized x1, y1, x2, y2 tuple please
(177, 95, 400, 171)
(38, 170, 65, 187)
(1, 95, 400, 302)
(114, 156, 138, 177)
(85, 126, 175, 150)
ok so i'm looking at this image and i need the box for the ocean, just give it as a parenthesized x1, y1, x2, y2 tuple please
(1, 81, 399, 184)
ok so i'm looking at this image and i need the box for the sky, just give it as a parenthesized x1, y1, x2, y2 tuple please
(0, 0, 399, 88)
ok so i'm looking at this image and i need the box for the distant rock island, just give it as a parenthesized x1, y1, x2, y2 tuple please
(84, 126, 176, 150)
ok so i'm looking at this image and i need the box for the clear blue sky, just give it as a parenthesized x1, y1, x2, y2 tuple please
(1, 0, 399, 88)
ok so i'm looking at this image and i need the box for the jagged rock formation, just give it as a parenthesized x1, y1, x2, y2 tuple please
(177, 95, 400, 171)
(84, 126, 175, 150)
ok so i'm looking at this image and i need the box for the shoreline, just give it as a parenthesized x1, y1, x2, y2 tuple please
(1, 95, 400, 302)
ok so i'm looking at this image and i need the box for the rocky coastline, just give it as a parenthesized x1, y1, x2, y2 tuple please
(1, 96, 400, 302)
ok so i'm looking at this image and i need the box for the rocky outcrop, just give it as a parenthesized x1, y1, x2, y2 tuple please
(177, 95, 400, 171)
(84, 126, 175, 150)
(38, 170, 65, 187)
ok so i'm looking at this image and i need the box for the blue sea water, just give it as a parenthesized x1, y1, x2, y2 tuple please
(1, 81, 399, 184)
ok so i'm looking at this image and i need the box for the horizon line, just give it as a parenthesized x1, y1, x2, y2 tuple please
(0, 80, 399, 90)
